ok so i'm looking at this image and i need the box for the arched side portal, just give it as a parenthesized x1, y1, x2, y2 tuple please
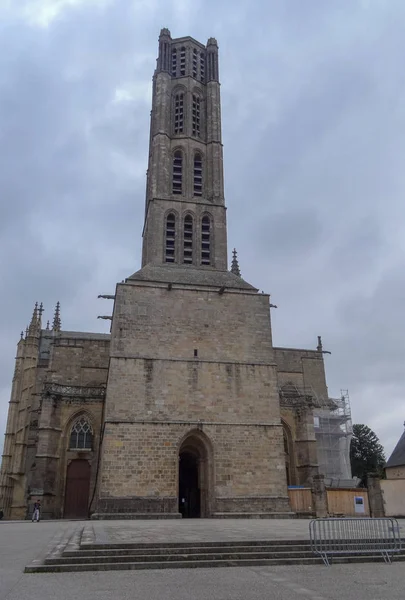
(64, 459, 91, 518)
(178, 430, 213, 518)
(282, 420, 296, 487)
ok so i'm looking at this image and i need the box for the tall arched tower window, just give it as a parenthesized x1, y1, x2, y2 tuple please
(183, 215, 193, 264)
(192, 95, 201, 137)
(194, 153, 202, 196)
(174, 93, 184, 134)
(201, 216, 211, 265)
(180, 47, 186, 76)
(165, 213, 176, 262)
(172, 151, 183, 195)
(200, 52, 205, 82)
(171, 48, 177, 76)
(69, 417, 93, 450)
(192, 48, 198, 78)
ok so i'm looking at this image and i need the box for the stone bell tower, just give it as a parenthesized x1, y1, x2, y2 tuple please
(94, 29, 290, 520)
(142, 28, 227, 270)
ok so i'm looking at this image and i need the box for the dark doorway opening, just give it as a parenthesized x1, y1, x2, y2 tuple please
(179, 451, 200, 518)
(64, 459, 91, 518)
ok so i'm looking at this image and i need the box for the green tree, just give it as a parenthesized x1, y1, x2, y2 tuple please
(350, 424, 386, 487)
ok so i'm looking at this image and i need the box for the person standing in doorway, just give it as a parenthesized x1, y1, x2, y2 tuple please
(32, 500, 41, 522)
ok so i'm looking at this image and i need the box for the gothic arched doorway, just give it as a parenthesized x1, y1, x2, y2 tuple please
(178, 430, 212, 518)
(282, 420, 296, 487)
(64, 459, 91, 518)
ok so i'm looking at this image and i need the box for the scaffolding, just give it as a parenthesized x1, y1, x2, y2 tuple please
(314, 390, 355, 487)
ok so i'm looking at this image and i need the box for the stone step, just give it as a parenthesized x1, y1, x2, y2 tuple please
(80, 539, 310, 551)
(64, 543, 313, 557)
(46, 550, 317, 565)
(25, 553, 405, 574)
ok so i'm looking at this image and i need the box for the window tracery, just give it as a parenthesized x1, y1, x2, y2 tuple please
(69, 417, 93, 450)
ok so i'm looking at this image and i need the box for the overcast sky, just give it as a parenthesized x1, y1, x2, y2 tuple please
(1, 0, 404, 459)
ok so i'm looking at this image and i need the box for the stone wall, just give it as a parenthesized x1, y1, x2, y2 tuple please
(97, 280, 289, 517)
(274, 347, 328, 400)
(386, 466, 405, 479)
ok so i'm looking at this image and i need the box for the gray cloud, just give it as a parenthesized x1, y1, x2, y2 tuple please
(1, 0, 405, 459)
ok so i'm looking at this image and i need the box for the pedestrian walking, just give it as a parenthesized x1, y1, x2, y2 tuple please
(32, 500, 41, 522)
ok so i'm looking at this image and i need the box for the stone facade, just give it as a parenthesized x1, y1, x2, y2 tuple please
(0, 315, 109, 519)
(0, 29, 342, 520)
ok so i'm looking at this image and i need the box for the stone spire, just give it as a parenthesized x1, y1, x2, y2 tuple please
(38, 302, 44, 329)
(28, 302, 39, 335)
(317, 336, 323, 352)
(230, 248, 241, 277)
(46, 320, 50, 330)
(52, 301, 61, 332)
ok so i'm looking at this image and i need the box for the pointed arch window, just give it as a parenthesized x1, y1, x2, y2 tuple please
(200, 53, 205, 82)
(172, 151, 183, 195)
(201, 216, 211, 265)
(171, 48, 177, 76)
(192, 48, 198, 78)
(183, 215, 193, 264)
(174, 93, 184, 134)
(192, 95, 201, 137)
(165, 213, 176, 262)
(193, 153, 202, 196)
(180, 47, 186, 76)
(69, 417, 93, 450)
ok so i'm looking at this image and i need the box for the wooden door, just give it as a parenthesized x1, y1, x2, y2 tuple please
(64, 459, 91, 518)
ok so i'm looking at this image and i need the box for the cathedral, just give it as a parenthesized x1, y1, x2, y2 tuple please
(0, 30, 350, 520)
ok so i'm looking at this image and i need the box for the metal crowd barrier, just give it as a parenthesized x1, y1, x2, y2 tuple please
(309, 517, 402, 566)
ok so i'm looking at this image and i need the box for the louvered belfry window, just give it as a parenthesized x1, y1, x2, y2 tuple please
(194, 153, 202, 196)
(171, 48, 177, 76)
(200, 52, 205, 82)
(174, 93, 184, 134)
(192, 95, 201, 137)
(201, 216, 211, 265)
(183, 215, 193, 264)
(180, 47, 186, 76)
(172, 151, 183, 194)
(165, 213, 176, 263)
(192, 48, 198, 78)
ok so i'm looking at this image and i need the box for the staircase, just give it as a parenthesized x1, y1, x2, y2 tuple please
(25, 538, 405, 573)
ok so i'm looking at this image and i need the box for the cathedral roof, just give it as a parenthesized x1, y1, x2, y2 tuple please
(126, 265, 258, 291)
(386, 428, 405, 468)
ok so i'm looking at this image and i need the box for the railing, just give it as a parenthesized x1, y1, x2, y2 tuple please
(309, 517, 402, 566)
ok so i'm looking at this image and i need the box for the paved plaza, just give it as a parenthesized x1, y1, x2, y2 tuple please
(1, 519, 405, 600)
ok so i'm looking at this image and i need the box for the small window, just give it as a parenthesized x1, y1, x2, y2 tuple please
(201, 216, 211, 265)
(194, 153, 202, 196)
(314, 416, 320, 428)
(180, 47, 186, 76)
(174, 93, 184, 134)
(192, 95, 201, 137)
(183, 215, 193, 264)
(200, 53, 205, 82)
(172, 151, 183, 195)
(192, 48, 198, 78)
(165, 213, 176, 262)
(69, 417, 93, 450)
(171, 48, 177, 76)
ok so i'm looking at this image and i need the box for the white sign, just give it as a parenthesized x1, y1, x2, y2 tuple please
(354, 496, 365, 514)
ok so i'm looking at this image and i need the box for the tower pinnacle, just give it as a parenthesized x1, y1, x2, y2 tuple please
(52, 301, 61, 332)
(38, 302, 44, 328)
(231, 248, 241, 277)
(28, 302, 39, 335)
